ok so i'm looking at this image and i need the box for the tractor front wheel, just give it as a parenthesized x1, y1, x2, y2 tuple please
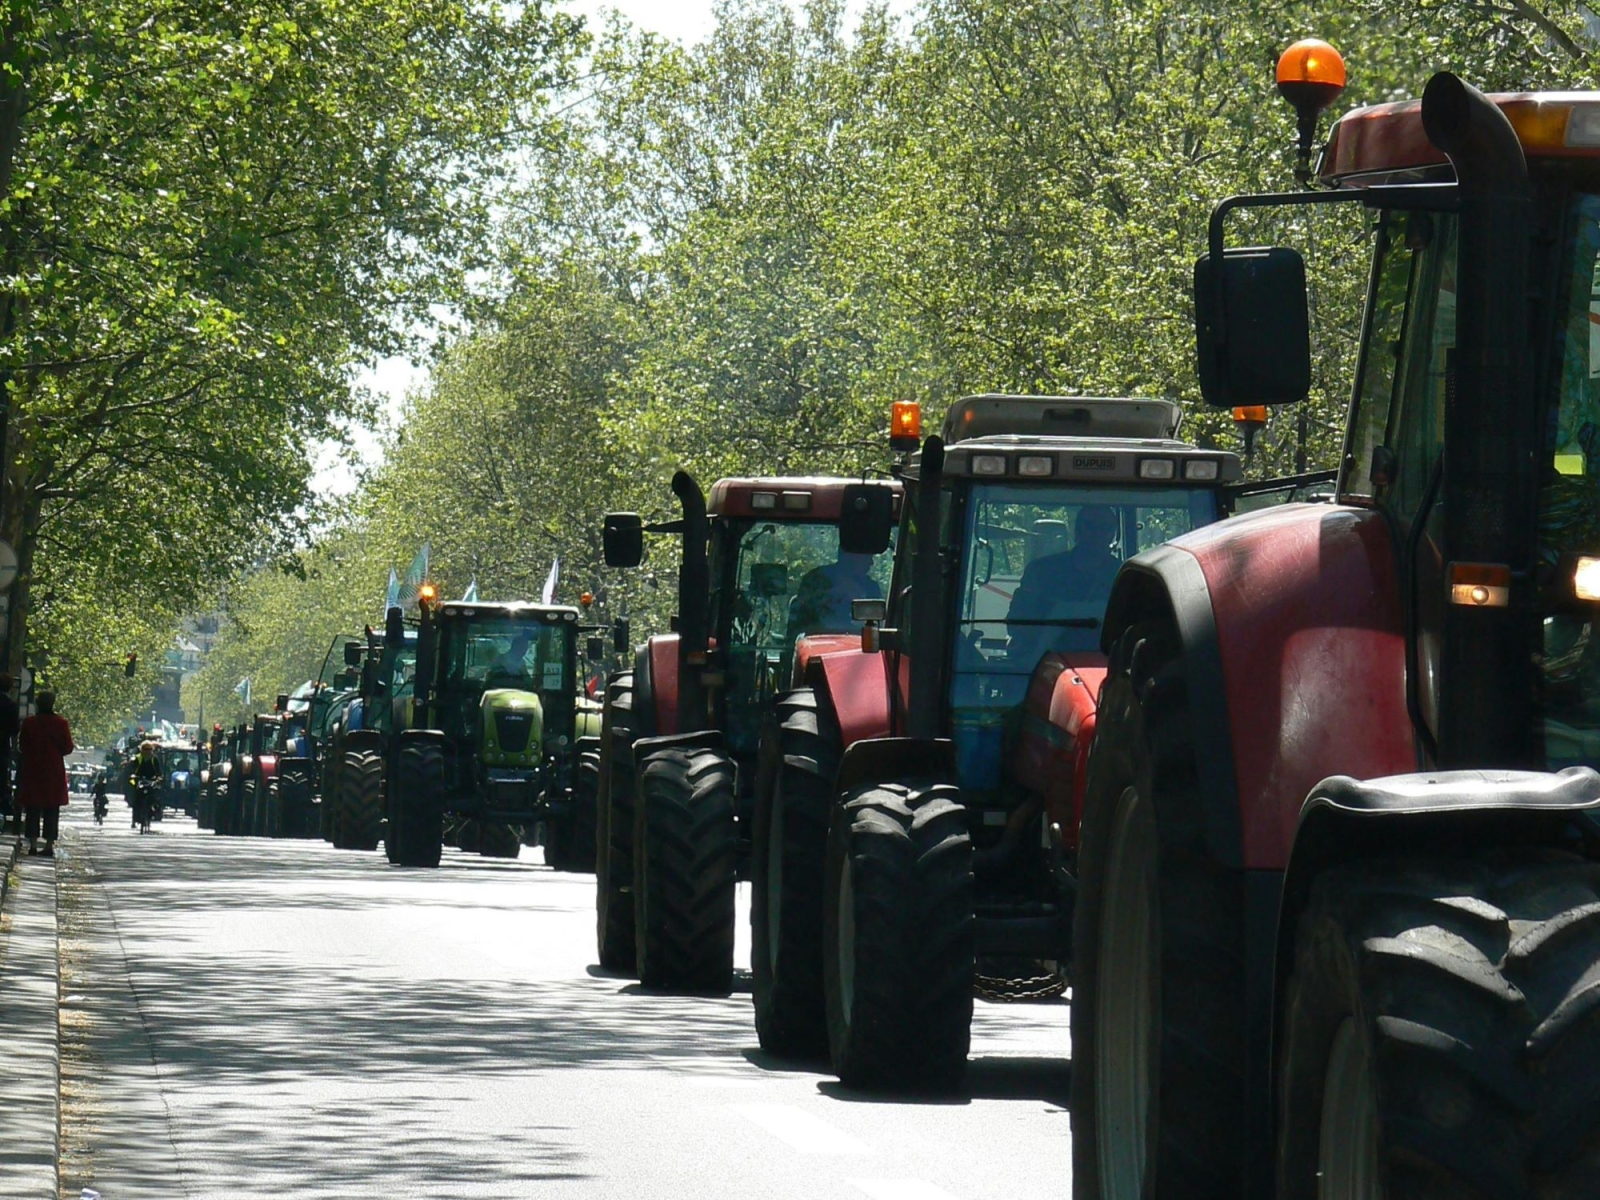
(479, 821, 521, 859)
(1276, 851, 1600, 1198)
(633, 745, 738, 993)
(548, 749, 600, 873)
(752, 689, 838, 1058)
(596, 672, 638, 971)
(823, 779, 972, 1091)
(338, 749, 383, 852)
(388, 741, 444, 868)
(1070, 622, 1244, 1199)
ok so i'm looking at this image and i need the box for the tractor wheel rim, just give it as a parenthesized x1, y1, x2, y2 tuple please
(767, 778, 785, 974)
(1095, 785, 1157, 1200)
(1320, 1017, 1381, 1200)
(837, 851, 856, 1025)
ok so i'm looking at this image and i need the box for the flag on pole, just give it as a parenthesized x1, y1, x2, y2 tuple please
(398, 542, 431, 608)
(234, 676, 252, 709)
(541, 558, 560, 605)
(462, 577, 479, 603)
(385, 567, 400, 611)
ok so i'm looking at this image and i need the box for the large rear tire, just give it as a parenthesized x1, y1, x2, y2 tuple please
(633, 745, 738, 993)
(823, 779, 973, 1091)
(479, 821, 521, 859)
(388, 740, 444, 868)
(338, 749, 383, 851)
(1071, 622, 1245, 1199)
(753, 689, 838, 1058)
(278, 760, 312, 837)
(596, 673, 638, 971)
(1277, 851, 1600, 1199)
(548, 748, 600, 872)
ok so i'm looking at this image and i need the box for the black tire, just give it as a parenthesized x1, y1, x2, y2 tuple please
(388, 740, 444, 868)
(1071, 621, 1245, 1199)
(823, 779, 973, 1090)
(242, 778, 262, 837)
(1276, 851, 1600, 1199)
(632, 745, 738, 993)
(596, 672, 638, 971)
(548, 750, 600, 872)
(753, 689, 838, 1057)
(479, 821, 521, 859)
(198, 784, 215, 831)
(339, 749, 383, 851)
(278, 761, 312, 838)
(456, 819, 483, 854)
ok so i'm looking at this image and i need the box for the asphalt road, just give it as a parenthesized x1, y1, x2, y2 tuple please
(54, 802, 1071, 1199)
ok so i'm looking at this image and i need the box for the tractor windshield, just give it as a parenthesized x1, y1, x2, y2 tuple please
(1540, 191, 1600, 768)
(444, 618, 570, 694)
(954, 482, 1214, 696)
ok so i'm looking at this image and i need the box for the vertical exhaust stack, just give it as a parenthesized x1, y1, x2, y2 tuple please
(1421, 72, 1537, 767)
(671, 470, 711, 731)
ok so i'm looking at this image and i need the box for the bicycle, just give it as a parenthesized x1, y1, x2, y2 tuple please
(133, 778, 158, 834)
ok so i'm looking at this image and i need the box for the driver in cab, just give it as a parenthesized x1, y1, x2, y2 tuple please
(486, 633, 535, 687)
(1005, 505, 1122, 660)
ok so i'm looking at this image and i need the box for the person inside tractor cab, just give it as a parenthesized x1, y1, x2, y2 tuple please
(787, 550, 882, 637)
(485, 632, 536, 689)
(1005, 504, 1123, 662)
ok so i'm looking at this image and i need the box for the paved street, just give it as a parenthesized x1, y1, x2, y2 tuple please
(50, 804, 1071, 1199)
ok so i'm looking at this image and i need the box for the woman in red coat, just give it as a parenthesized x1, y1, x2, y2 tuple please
(19, 691, 73, 857)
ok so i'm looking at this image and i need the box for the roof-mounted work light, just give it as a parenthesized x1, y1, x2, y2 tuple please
(1277, 38, 1347, 184)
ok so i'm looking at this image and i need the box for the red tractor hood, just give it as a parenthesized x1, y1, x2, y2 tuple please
(1011, 651, 1107, 845)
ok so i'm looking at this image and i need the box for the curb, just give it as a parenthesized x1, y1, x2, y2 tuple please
(0, 847, 60, 1199)
(0, 835, 18, 910)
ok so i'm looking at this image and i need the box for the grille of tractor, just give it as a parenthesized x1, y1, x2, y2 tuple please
(494, 710, 534, 755)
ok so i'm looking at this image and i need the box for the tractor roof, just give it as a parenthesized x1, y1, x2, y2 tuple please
(437, 601, 579, 624)
(708, 477, 902, 521)
(918, 435, 1242, 486)
(1323, 92, 1600, 182)
(942, 395, 1182, 444)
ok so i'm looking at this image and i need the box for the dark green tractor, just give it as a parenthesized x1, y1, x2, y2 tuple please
(325, 625, 417, 852)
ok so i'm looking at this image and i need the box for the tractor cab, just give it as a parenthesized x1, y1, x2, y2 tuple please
(157, 741, 202, 816)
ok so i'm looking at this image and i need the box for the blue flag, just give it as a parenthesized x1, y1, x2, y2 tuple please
(462, 578, 479, 603)
(234, 676, 252, 709)
(398, 542, 431, 609)
(385, 567, 400, 611)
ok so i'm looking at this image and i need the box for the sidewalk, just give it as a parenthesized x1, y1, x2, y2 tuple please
(0, 839, 59, 1199)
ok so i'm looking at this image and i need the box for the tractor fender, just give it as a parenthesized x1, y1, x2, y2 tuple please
(633, 729, 725, 761)
(808, 648, 894, 749)
(256, 753, 279, 783)
(792, 634, 860, 689)
(835, 736, 958, 796)
(1010, 652, 1107, 846)
(635, 638, 674, 738)
(1272, 767, 1600, 1102)
(1102, 502, 1415, 872)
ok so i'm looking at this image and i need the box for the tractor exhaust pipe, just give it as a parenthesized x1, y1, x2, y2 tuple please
(1421, 72, 1536, 768)
(672, 470, 711, 732)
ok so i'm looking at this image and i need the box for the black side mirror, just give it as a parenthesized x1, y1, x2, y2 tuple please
(384, 605, 405, 648)
(1194, 246, 1310, 407)
(586, 636, 605, 662)
(343, 641, 363, 667)
(838, 483, 894, 556)
(612, 619, 630, 655)
(603, 513, 644, 568)
(275, 693, 289, 712)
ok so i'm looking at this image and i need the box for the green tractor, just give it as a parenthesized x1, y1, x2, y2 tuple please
(385, 597, 585, 868)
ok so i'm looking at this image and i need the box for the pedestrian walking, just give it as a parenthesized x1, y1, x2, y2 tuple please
(18, 691, 74, 857)
(0, 673, 17, 836)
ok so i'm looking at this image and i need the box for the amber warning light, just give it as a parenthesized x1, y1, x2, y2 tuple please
(1277, 38, 1346, 183)
(418, 582, 438, 605)
(891, 401, 922, 453)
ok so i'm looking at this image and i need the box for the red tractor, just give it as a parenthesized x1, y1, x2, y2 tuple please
(759, 395, 1242, 1080)
(596, 473, 900, 991)
(1071, 44, 1600, 1198)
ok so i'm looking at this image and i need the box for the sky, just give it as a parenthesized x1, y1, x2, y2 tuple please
(312, 0, 911, 499)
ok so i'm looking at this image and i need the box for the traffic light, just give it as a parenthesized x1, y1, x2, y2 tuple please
(124, 653, 137, 678)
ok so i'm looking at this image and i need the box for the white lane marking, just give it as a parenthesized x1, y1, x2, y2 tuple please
(851, 1182, 962, 1200)
(735, 1103, 870, 1155)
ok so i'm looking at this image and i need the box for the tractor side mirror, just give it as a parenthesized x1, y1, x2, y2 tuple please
(275, 693, 289, 712)
(603, 513, 644, 568)
(838, 484, 894, 556)
(586, 636, 605, 663)
(343, 641, 363, 667)
(384, 605, 405, 648)
(748, 562, 788, 598)
(1194, 246, 1310, 407)
(612, 618, 630, 655)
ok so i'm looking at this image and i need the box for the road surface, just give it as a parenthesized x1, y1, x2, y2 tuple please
(54, 803, 1072, 1198)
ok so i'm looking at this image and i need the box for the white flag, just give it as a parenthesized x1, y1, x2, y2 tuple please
(234, 676, 251, 708)
(462, 577, 480, 603)
(541, 558, 560, 605)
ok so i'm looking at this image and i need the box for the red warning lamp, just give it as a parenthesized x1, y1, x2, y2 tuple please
(1276, 39, 1346, 183)
(890, 401, 922, 453)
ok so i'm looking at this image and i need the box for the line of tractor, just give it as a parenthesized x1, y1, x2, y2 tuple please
(173, 44, 1600, 1195)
